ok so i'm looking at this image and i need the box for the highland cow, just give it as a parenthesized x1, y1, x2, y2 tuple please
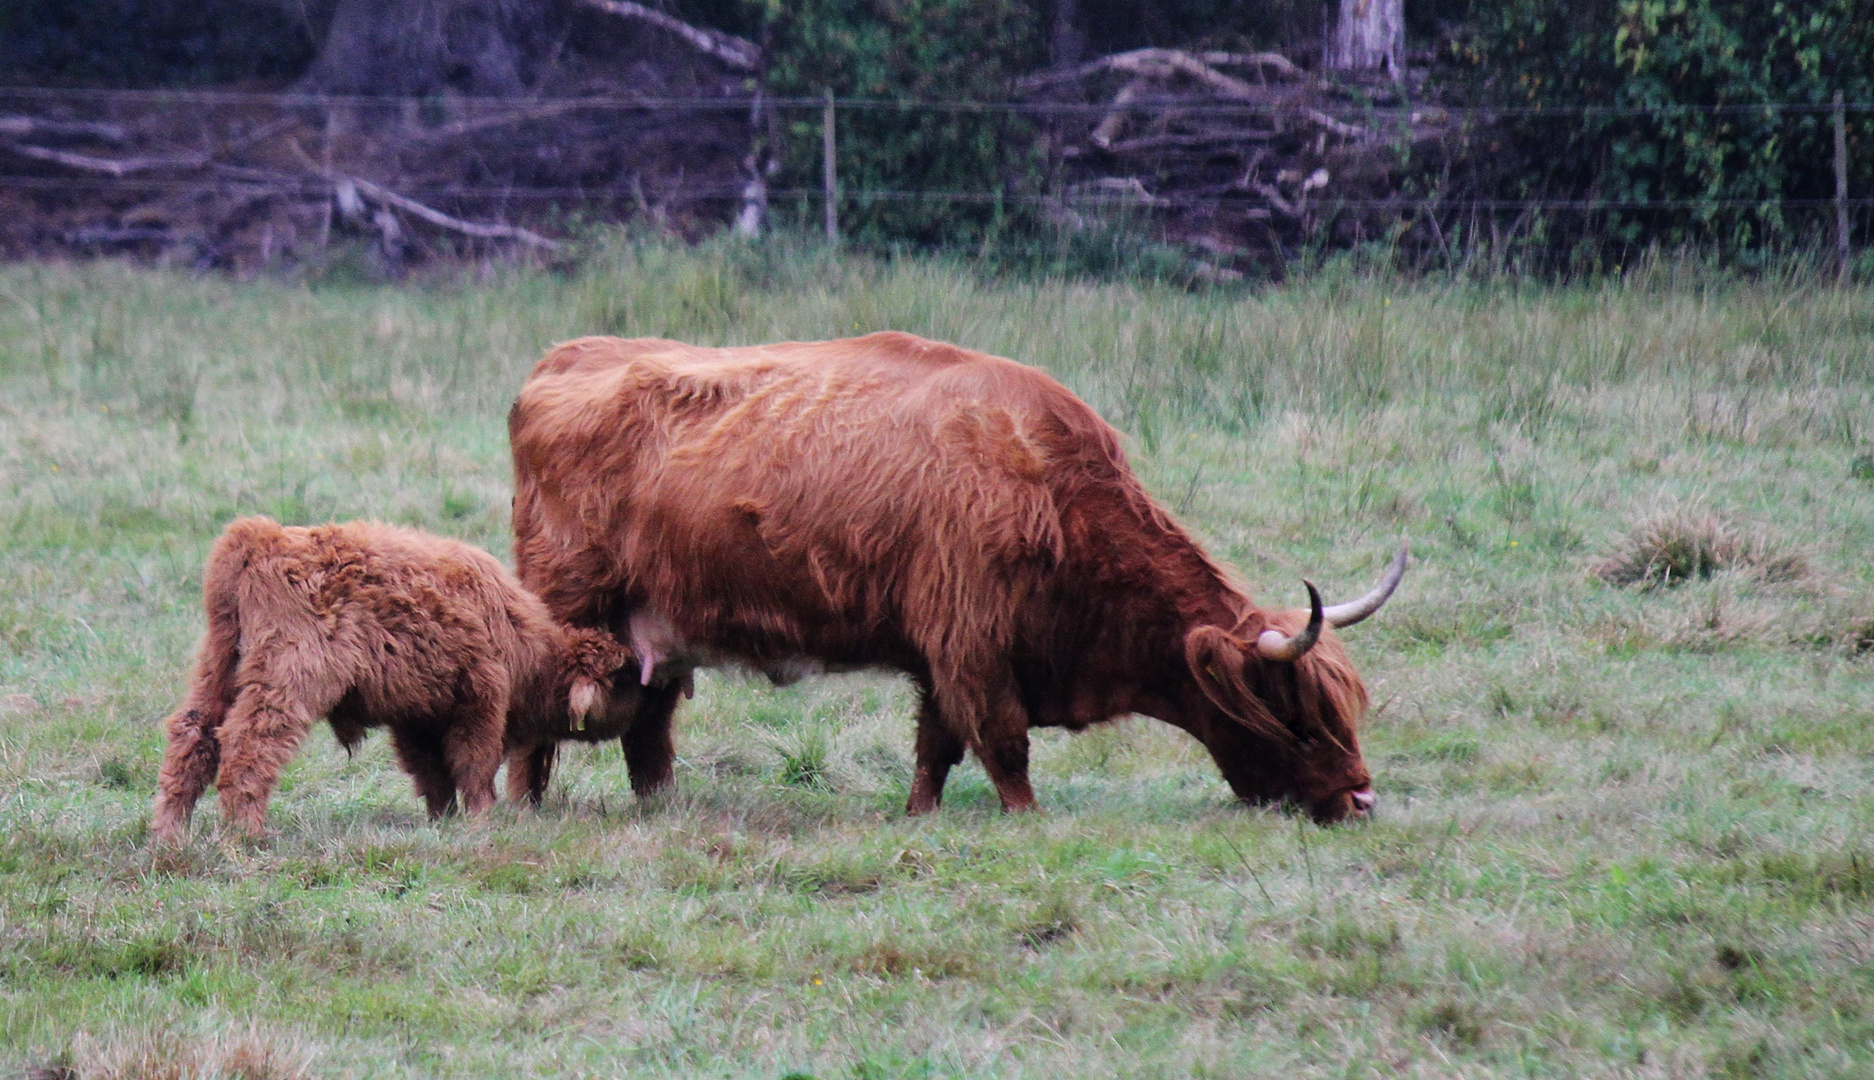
(150, 517, 634, 842)
(507, 332, 1406, 823)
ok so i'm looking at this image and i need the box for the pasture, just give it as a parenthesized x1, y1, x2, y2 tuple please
(2, 245, 1873, 1078)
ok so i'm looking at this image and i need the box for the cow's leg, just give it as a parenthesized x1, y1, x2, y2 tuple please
(391, 727, 457, 818)
(442, 665, 508, 816)
(621, 679, 685, 798)
(214, 672, 339, 838)
(907, 680, 965, 815)
(505, 743, 556, 807)
(972, 694, 1039, 813)
(932, 663, 1039, 813)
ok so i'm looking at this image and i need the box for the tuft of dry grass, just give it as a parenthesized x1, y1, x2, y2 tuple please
(1591, 506, 1809, 589)
(62, 1025, 314, 1080)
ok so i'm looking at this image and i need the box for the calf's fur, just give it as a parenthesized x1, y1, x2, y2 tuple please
(150, 517, 633, 842)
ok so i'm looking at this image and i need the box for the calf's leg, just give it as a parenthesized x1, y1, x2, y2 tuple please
(151, 705, 225, 844)
(152, 585, 244, 843)
(442, 665, 508, 815)
(505, 743, 556, 807)
(215, 681, 335, 838)
(392, 728, 458, 818)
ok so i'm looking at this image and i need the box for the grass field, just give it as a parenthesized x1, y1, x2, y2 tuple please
(3, 244, 1874, 1078)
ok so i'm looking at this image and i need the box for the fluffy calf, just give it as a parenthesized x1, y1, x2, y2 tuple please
(150, 517, 633, 842)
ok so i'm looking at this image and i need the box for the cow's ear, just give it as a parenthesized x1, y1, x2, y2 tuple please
(1185, 625, 1296, 746)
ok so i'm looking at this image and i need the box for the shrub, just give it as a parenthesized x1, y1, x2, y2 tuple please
(1442, 1, 1874, 256)
(761, 0, 1045, 247)
(1591, 507, 1807, 589)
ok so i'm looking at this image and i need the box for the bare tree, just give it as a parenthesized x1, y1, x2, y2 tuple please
(1051, 0, 1085, 69)
(296, 0, 547, 95)
(1328, 0, 1403, 82)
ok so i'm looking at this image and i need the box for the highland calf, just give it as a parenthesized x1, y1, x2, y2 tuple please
(150, 517, 634, 843)
(509, 333, 1406, 823)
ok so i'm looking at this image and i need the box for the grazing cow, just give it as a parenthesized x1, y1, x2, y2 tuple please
(150, 517, 635, 843)
(508, 333, 1405, 823)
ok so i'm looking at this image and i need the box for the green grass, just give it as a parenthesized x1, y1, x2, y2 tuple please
(3, 243, 1874, 1077)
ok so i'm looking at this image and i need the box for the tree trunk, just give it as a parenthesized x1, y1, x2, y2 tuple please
(1051, 0, 1084, 69)
(1328, 0, 1403, 81)
(296, 0, 548, 96)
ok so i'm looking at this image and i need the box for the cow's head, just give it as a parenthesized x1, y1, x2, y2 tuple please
(1182, 547, 1405, 824)
(563, 627, 637, 730)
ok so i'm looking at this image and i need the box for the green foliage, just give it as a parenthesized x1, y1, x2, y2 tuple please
(1445, 0, 1874, 252)
(761, 0, 1045, 246)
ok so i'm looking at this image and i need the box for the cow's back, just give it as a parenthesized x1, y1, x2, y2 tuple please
(510, 333, 1126, 668)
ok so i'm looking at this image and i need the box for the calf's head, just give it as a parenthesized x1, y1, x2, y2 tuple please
(562, 628, 636, 730)
(1182, 547, 1405, 824)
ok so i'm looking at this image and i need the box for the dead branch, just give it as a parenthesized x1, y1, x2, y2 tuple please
(412, 97, 629, 142)
(1252, 181, 1302, 219)
(65, 225, 178, 246)
(1089, 79, 1151, 149)
(1102, 130, 1275, 154)
(1019, 47, 1307, 93)
(1116, 50, 1258, 98)
(348, 175, 560, 249)
(577, 0, 760, 72)
(1196, 52, 1305, 78)
(286, 140, 559, 249)
(1066, 177, 1168, 207)
(1302, 108, 1370, 141)
(0, 115, 131, 143)
(5, 144, 209, 176)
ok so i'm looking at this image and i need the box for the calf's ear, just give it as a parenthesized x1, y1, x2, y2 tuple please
(1184, 625, 1296, 747)
(568, 678, 604, 731)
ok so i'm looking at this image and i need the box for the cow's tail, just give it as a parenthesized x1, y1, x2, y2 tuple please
(151, 517, 277, 843)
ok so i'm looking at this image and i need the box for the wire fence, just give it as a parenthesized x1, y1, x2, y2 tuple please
(5, 84, 1874, 117)
(1, 84, 1868, 270)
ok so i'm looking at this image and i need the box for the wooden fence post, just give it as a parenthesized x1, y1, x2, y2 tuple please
(1835, 90, 1850, 281)
(823, 89, 838, 245)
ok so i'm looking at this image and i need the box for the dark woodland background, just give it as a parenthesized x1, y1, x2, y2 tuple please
(1, 1, 1869, 272)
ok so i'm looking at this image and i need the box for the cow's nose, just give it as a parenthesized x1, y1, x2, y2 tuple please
(1350, 789, 1377, 816)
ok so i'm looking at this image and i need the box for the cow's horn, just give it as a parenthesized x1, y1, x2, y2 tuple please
(1323, 543, 1409, 629)
(1257, 580, 1323, 661)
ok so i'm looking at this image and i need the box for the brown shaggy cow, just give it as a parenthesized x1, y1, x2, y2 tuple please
(150, 517, 635, 843)
(508, 333, 1406, 823)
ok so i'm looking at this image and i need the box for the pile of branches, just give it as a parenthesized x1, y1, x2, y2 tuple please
(1022, 47, 1457, 264)
(0, 1, 760, 271)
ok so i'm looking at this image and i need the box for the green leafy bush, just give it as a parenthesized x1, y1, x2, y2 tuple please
(760, 0, 1045, 246)
(1444, 1, 1874, 254)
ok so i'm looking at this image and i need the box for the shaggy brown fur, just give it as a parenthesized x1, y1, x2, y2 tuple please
(510, 332, 1387, 823)
(150, 517, 635, 843)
